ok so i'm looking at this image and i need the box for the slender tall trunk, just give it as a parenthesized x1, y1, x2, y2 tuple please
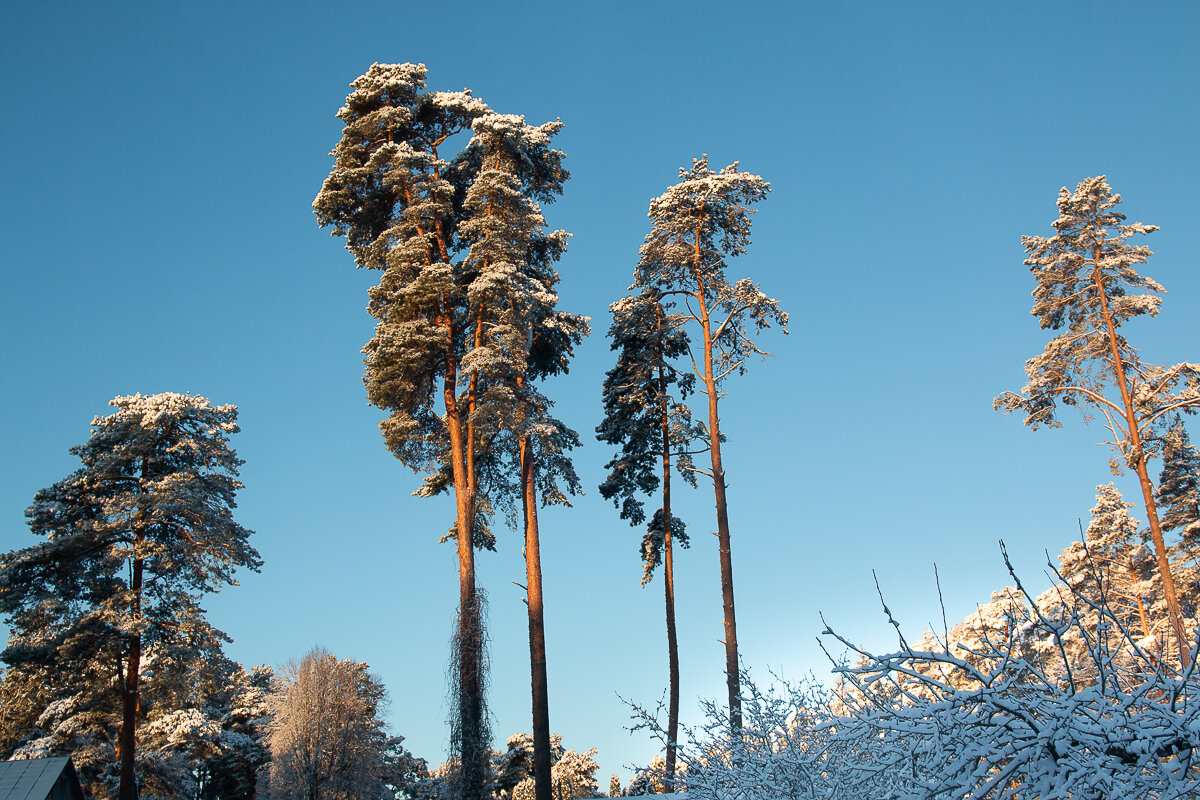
(1092, 256, 1191, 668)
(521, 436, 552, 800)
(660, 397, 680, 787)
(697, 289, 742, 732)
(445, 335, 487, 800)
(118, 540, 143, 800)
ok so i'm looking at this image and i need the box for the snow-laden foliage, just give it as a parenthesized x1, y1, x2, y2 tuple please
(0, 393, 261, 800)
(492, 731, 565, 798)
(824, 554, 1200, 799)
(994, 176, 1200, 465)
(509, 744, 597, 800)
(634, 156, 787, 386)
(261, 647, 429, 800)
(623, 753, 678, 796)
(628, 670, 864, 800)
(314, 62, 586, 541)
(0, 633, 270, 800)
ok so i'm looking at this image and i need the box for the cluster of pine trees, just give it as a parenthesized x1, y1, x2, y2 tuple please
(309, 63, 787, 800)
(0, 61, 784, 800)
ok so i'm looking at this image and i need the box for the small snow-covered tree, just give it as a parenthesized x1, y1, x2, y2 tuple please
(194, 663, 272, 800)
(1037, 485, 1157, 661)
(493, 733, 596, 800)
(0, 393, 261, 800)
(262, 647, 426, 800)
(633, 155, 787, 732)
(509, 744, 598, 800)
(995, 176, 1200, 666)
(597, 288, 701, 784)
(493, 731, 564, 798)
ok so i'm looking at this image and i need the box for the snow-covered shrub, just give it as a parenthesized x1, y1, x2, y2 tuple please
(629, 671, 882, 800)
(826, 547, 1200, 799)
(637, 546, 1200, 800)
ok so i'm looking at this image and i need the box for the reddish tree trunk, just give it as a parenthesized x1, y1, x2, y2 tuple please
(1093, 258, 1190, 668)
(445, 340, 487, 800)
(697, 290, 741, 732)
(521, 438, 552, 800)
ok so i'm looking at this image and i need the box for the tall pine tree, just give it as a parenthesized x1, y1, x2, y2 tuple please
(458, 112, 587, 800)
(314, 64, 494, 798)
(597, 287, 700, 783)
(632, 156, 787, 732)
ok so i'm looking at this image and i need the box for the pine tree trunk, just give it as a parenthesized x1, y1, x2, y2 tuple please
(662, 453, 680, 788)
(1093, 258, 1191, 668)
(446, 352, 487, 800)
(118, 549, 143, 800)
(698, 293, 742, 733)
(521, 437, 552, 800)
(658, 353, 680, 787)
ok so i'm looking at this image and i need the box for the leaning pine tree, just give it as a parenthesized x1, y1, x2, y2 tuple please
(633, 156, 788, 732)
(597, 287, 701, 784)
(995, 176, 1200, 668)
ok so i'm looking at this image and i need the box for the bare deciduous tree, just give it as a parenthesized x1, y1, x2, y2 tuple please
(262, 647, 426, 800)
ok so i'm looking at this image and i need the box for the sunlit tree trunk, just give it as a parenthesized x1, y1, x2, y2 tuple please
(1093, 257, 1190, 668)
(521, 437, 552, 800)
(695, 273, 741, 732)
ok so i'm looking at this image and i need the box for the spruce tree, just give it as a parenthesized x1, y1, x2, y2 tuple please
(597, 288, 700, 782)
(0, 393, 260, 800)
(632, 156, 788, 731)
(1159, 421, 1200, 558)
(995, 176, 1200, 667)
(1158, 420, 1200, 615)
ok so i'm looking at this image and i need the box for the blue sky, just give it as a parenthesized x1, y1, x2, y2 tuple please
(2, 0, 1199, 782)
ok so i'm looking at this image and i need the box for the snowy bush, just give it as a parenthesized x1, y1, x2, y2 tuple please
(825, 553, 1200, 798)
(636, 546, 1200, 800)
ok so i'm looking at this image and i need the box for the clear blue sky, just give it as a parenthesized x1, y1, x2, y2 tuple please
(2, 0, 1198, 782)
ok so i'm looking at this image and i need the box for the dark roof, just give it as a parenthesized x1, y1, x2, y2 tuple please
(0, 758, 81, 800)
